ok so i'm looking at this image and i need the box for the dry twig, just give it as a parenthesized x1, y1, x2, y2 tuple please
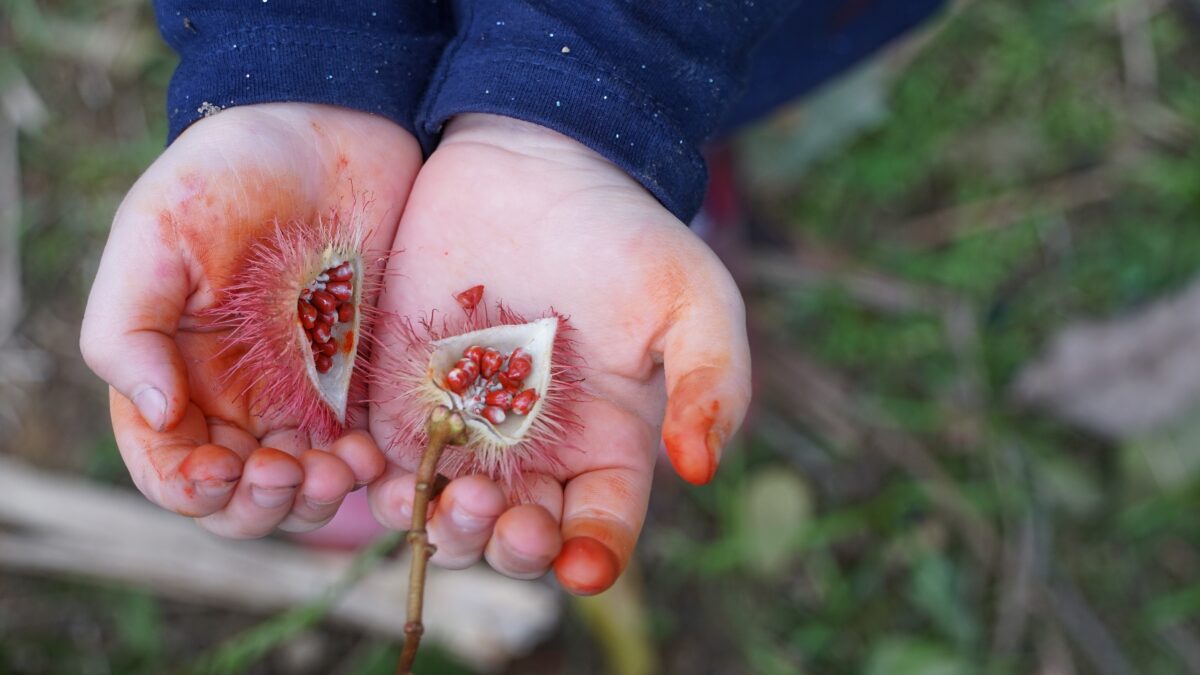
(398, 406, 467, 674)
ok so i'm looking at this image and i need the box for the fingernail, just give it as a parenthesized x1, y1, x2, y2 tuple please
(304, 495, 341, 510)
(450, 504, 491, 532)
(495, 530, 537, 568)
(133, 386, 167, 431)
(554, 536, 619, 596)
(706, 426, 726, 454)
(396, 502, 413, 524)
(194, 479, 236, 499)
(251, 485, 296, 509)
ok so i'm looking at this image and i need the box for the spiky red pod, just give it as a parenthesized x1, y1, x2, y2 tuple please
(374, 286, 585, 496)
(203, 211, 383, 443)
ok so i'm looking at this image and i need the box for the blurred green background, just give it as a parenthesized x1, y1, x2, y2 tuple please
(4, 0, 1200, 673)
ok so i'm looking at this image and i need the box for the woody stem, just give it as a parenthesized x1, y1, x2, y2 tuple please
(397, 406, 466, 675)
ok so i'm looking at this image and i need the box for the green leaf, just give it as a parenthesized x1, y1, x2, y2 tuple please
(865, 637, 971, 675)
(909, 555, 978, 648)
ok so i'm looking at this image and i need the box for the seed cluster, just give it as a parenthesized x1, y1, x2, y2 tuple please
(444, 345, 540, 425)
(298, 260, 355, 374)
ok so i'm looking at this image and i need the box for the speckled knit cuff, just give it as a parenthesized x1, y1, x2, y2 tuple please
(416, 0, 794, 223)
(156, 0, 449, 142)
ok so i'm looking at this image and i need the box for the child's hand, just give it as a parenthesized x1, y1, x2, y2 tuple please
(81, 103, 419, 538)
(369, 114, 751, 593)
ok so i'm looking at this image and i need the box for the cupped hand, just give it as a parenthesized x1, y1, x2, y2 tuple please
(81, 103, 419, 537)
(369, 114, 751, 593)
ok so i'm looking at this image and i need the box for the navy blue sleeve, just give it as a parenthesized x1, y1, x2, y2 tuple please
(416, 1, 944, 222)
(416, 1, 795, 221)
(155, 0, 450, 142)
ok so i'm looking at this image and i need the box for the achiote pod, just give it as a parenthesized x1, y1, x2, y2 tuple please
(203, 211, 383, 443)
(374, 284, 585, 497)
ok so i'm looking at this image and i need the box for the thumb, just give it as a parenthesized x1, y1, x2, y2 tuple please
(659, 264, 752, 485)
(81, 197, 191, 432)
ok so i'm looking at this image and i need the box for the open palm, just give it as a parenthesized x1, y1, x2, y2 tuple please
(369, 114, 751, 594)
(82, 103, 419, 538)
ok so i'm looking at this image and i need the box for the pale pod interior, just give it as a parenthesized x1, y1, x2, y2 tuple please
(296, 251, 363, 423)
(428, 317, 558, 446)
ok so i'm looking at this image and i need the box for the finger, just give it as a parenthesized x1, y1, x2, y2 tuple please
(659, 264, 752, 485)
(514, 472, 564, 522)
(554, 466, 652, 596)
(367, 462, 417, 530)
(278, 450, 356, 532)
(485, 504, 562, 580)
(82, 197, 191, 432)
(260, 428, 312, 458)
(426, 475, 507, 569)
(207, 418, 259, 459)
(329, 430, 387, 488)
(196, 448, 304, 539)
(111, 391, 241, 516)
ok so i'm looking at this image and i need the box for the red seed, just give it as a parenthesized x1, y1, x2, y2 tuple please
(486, 388, 516, 410)
(311, 290, 337, 314)
(506, 352, 532, 381)
(326, 279, 353, 301)
(511, 388, 539, 415)
(496, 372, 522, 390)
(298, 300, 318, 330)
(455, 358, 480, 382)
(445, 368, 471, 394)
(327, 261, 353, 281)
(481, 348, 504, 378)
(463, 345, 485, 365)
(337, 302, 355, 322)
(312, 320, 332, 344)
(481, 405, 506, 425)
(320, 312, 337, 327)
(315, 353, 333, 373)
(317, 339, 338, 356)
(455, 285, 485, 310)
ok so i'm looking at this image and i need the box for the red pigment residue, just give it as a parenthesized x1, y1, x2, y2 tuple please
(662, 377, 724, 485)
(555, 535, 621, 596)
(178, 444, 242, 486)
(174, 171, 206, 213)
(342, 329, 355, 354)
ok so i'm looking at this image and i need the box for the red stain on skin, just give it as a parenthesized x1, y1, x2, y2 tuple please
(179, 171, 204, 200)
(179, 444, 243, 485)
(342, 329, 355, 354)
(336, 153, 349, 171)
(166, 166, 313, 293)
(662, 370, 730, 486)
(554, 536, 620, 596)
(555, 513, 638, 596)
(246, 447, 302, 473)
(647, 255, 690, 329)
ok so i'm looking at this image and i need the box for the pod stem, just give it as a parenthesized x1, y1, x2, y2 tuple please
(397, 406, 466, 675)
